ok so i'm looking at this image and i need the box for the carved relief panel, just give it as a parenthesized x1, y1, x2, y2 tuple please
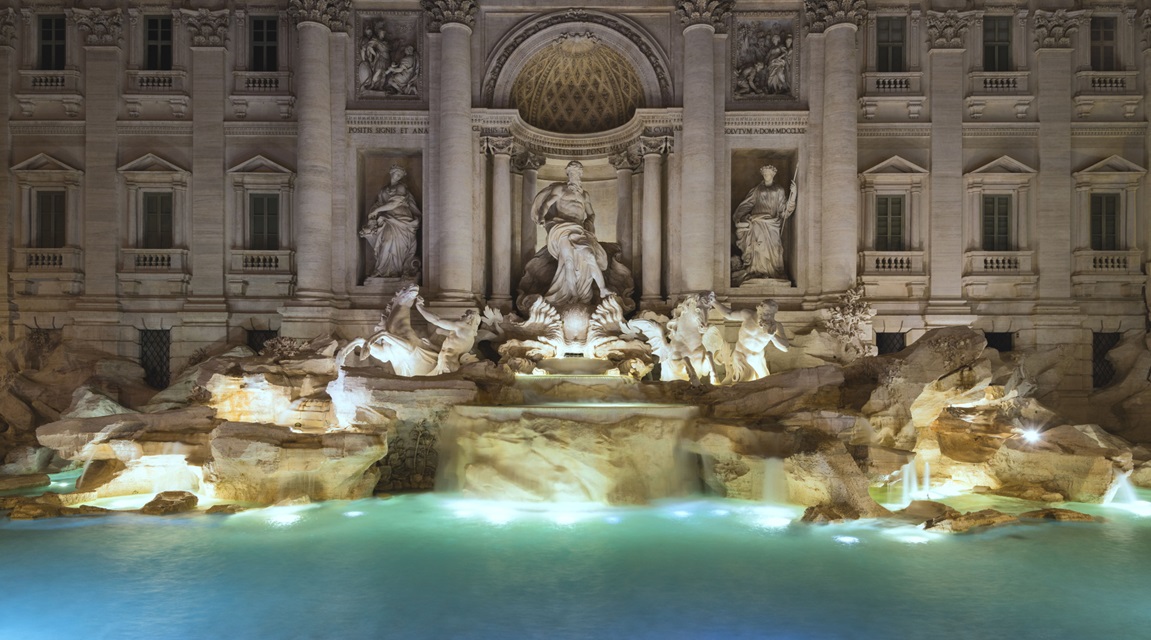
(730, 13, 799, 105)
(355, 11, 423, 101)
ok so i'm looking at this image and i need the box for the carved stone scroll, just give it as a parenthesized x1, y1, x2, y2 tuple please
(926, 10, 975, 49)
(70, 8, 123, 46)
(803, 0, 867, 34)
(1034, 10, 1083, 49)
(421, 0, 478, 32)
(180, 9, 230, 48)
(677, 0, 735, 32)
(287, 0, 352, 32)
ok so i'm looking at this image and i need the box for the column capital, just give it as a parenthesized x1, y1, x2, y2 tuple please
(1033, 9, 1084, 50)
(804, 0, 867, 35)
(637, 135, 673, 157)
(609, 149, 641, 172)
(926, 10, 975, 50)
(179, 9, 230, 48)
(1139, 10, 1151, 52)
(68, 8, 123, 47)
(512, 151, 545, 172)
(422, 0, 478, 33)
(287, 0, 352, 33)
(481, 135, 517, 156)
(0, 8, 17, 48)
(677, 0, 733, 33)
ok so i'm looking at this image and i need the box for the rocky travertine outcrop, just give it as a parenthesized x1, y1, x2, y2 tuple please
(785, 436, 891, 518)
(140, 490, 199, 515)
(204, 422, 388, 504)
(927, 508, 1019, 533)
(0, 473, 50, 491)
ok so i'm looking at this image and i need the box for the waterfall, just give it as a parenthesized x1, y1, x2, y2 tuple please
(762, 457, 789, 504)
(1107, 471, 1139, 504)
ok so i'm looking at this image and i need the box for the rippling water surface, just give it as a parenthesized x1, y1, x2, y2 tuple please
(3, 493, 1151, 640)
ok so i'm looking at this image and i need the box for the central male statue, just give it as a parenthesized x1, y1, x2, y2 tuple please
(516, 160, 634, 320)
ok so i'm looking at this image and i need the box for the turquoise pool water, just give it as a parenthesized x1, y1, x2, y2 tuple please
(3, 492, 1151, 640)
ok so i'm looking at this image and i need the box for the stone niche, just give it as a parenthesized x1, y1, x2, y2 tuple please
(357, 151, 423, 287)
(729, 148, 798, 288)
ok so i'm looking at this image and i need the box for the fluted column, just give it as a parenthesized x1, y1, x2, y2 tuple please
(513, 151, 545, 292)
(807, 0, 865, 295)
(676, 1, 731, 294)
(1143, 13, 1151, 302)
(423, 0, 478, 304)
(610, 149, 640, 267)
(638, 135, 671, 306)
(926, 11, 974, 307)
(482, 134, 515, 308)
(287, 0, 349, 301)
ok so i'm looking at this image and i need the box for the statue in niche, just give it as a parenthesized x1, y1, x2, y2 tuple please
(357, 20, 419, 96)
(516, 160, 634, 344)
(360, 163, 421, 279)
(733, 20, 794, 98)
(732, 164, 797, 286)
(711, 298, 789, 383)
(337, 284, 478, 376)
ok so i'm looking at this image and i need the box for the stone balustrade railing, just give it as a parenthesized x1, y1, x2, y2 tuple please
(965, 250, 1034, 274)
(859, 250, 926, 275)
(969, 71, 1029, 95)
(18, 69, 81, 93)
(863, 72, 922, 95)
(1076, 71, 1139, 95)
(121, 248, 189, 272)
(13, 247, 83, 272)
(127, 70, 187, 93)
(231, 250, 294, 273)
(234, 71, 292, 94)
(1072, 249, 1143, 275)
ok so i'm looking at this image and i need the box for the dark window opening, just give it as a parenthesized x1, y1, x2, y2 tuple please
(142, 192, 174, 249)
(981, 194, 1012, 251)
(248, 193, 280, 250)
(983, 16, 1012, 72)
(39, 16, 66, 71)
(247, 329, 279, 354)
(140, 329, 171, 389)
(145, 17, 173, 71)
(984, 332, 1014, 353)
(876, 332, 906, 355)
(876, 17, 906, 73)
(875, 195, 904, 251)
(251, 17, 279, 72)
(1090, 193, 1120, 251)
(34, 190, 66, 249)
(1093, 332, 1122, 389)
(1090, 17, 1117, 72)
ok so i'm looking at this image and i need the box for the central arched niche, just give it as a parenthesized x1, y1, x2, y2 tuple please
(510, 34, 645, 134)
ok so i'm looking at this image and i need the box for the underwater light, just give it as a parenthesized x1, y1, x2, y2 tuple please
(834, 536, 860, 545)
(344, 511, 365, 518)
(1021, 429, 1042, 444)
(673, 509, 692, 518)
(268, 513, 302, 527)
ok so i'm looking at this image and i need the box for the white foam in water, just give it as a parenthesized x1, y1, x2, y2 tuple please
(900, 461, 918, 505)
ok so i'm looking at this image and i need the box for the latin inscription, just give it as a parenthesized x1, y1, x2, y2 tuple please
(348, 126, 428, 135)
(724, 127, 805, 135)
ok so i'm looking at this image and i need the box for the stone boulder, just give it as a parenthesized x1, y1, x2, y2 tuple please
(1018, 508, 1099, 523)
(799, 504, 860, 523)
(140, 491, 199, 515)
(0, 473, 50, 491)
(703, 365, 846, 420)
(894, 500, 961, 526)
(204, 422, 388, 504)
(988, 424, 1132, 503)
(927, 508, 1019, 533)
(785, 435, 891, 519)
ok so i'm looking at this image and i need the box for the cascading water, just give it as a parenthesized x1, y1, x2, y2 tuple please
(1107, 471, 1139, 504)
(900, 461, 918, 505)
(761, 457, 789, 504)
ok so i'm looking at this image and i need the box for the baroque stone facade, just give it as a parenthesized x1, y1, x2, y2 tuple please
(2, 0, 1150, 423)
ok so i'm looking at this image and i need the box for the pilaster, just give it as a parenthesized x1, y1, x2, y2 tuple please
(638, 135, 672, 307)
(513, 151, 544, 292)
(0, 9, 14, 338)
(926, 11, 974, 310)
(482, 134, 515, 308)
(609, 149, 641, 268)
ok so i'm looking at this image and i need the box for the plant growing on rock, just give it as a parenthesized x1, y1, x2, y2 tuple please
(821, 283, 877, 362)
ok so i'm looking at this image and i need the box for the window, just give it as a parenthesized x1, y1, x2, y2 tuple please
(1090, 18, 1117, 72)
(982, 195, 1012, 251)
(251, 17, 278, 72)
(145, 17, 173, 71)
(140, 329, 171, 389)
(34, 191, 66, 249)
(1092, 332, 1121, 388)
(142, 192, 174, 249)
(876, 17, 905, 73)
(983, 16, 1012, 72)
(249, 193, 280, 250)
(1090, 193, 1119, 251)
(876, 332, 906, 355)
(39, 15, 66, 71)
(984, 332, 1013, 352)
(875, 196, 904, 251)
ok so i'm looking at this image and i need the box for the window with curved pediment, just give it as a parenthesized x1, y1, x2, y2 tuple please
(510, 35, 645, 134)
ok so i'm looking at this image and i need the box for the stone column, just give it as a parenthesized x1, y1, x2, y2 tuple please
(676, 0, 731, 294)
(481, 134, 515, 309)
(638, 135, 671, 306)
(807, 0, 866, 295)
(0, 10, 15, 338)
(925, 11, 974, 313)
(423, 0, 478, 305)
(1033, 10, 1078, 303)
(287, 0, 348, 304)
(1143, 13, 1151, 310)
(513, 151, 545, 293)
(609, 149, 640, 267)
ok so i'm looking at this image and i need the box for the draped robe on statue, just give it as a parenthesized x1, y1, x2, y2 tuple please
(363, 183, 420, 278)
(733, 181, 792, 280)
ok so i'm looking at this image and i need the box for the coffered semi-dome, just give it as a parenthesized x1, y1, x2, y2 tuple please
(510, 34, 646, 135)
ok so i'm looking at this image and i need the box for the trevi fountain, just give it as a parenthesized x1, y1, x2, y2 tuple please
(5, 0, 1151, 638)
